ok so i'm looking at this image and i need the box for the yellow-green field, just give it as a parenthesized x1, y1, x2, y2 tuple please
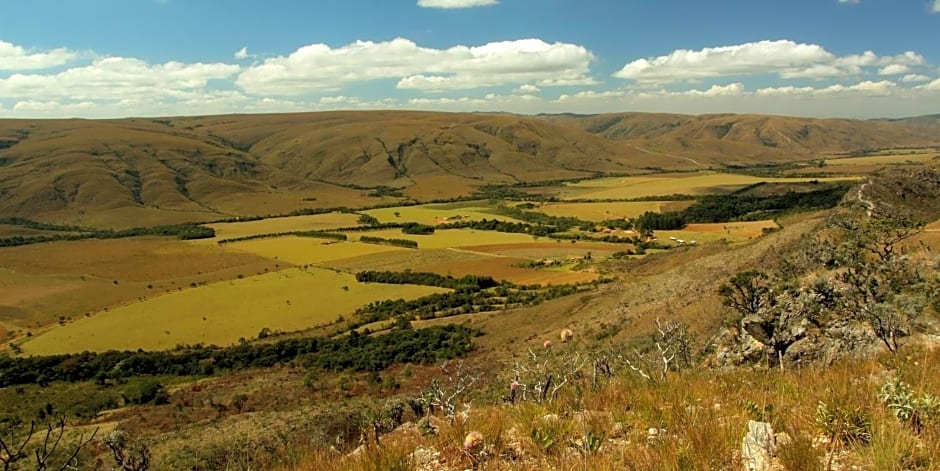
(363, 203, 519, 225)
(20, 267, 447, 354)
(345, 228, 540, 249)
(226, 237, 409, 265)
(656, 220, 779, 245)
(824, 153, 938, 166)
(561, 172, 860, 200)
(0, 237, 278, 329)
(203, 212, 362, 242)
(534, 201, 693, 221)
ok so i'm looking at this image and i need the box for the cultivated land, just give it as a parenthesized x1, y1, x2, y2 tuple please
(19, 267, 447, 354)
(533, 200, 692, 221)
(225, 238, 410, 266)
(203, 212, 361, 242)
(362, 203, 517, 225)
(560, 172, 861, 200)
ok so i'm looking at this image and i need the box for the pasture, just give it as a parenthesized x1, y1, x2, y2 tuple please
(824, 152, 938, 167)
(325, 244, 601, 285)
(560, 172, 859, 200)
(203, 212, 361, 242)
(0, 237, 277, 329)
(533, 201, 693, 221)
(19, 267, 448, 355)
(656, 220, 779, 245)
(225, 237, 408, 265)
(362, 202, 519, 225)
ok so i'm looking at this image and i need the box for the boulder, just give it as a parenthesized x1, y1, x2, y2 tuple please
(741, 420, 776, 471)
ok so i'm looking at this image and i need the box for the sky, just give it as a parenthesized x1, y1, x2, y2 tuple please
(0, 0, 938, 119)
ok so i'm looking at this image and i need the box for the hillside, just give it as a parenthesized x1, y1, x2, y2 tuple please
(1, 111, 938, 228)
(549, 112, 940, 165)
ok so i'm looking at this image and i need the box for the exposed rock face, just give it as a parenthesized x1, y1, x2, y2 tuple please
(741, 421, 777, 471)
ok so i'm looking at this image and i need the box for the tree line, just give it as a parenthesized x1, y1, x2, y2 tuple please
(216, 231, 347, 245)
(359, 236, 419, 248)
(0, 325, 478, 387)
(355, 270, 499, 291)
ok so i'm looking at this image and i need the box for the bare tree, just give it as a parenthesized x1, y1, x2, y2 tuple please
(103, 430, 151, 471)
(1, 418, 97, 471)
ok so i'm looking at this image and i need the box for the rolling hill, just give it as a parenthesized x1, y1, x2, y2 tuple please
(0, 111, 938, 228)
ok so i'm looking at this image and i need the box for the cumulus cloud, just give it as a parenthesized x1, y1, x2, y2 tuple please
(613, 40, 928, 83)
(0, 40, 77, 70)
(236, 38, 595, 94)
(838, 0, 860, 4)
(234, 47, 250, 59)
(417, 0, 498, 8)
(516, 84, 541, 93)
(934, 0, 940, 13)
(901, 74, 931, 83)
(0, 57, 239, 101)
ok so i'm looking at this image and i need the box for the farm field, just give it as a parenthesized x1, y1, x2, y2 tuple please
(0, 224, 78, 238)
(0, 237, 278, 329)
(19, 267, 448, 355)
(325, 244, 603, 285)
(225, 237, 409, 265)
(533, 201, 693, 221)
(824, 153, 938, 167)
(462, 241, 627, 259)
(203, 212, 362, 242)
(362, 202, 518, 225)
(656, 220, 779, 245)
(560, 172, 860, 200)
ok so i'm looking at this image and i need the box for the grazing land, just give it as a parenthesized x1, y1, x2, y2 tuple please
(363, 202, 517, 225)
(561, 172, 860, 200)
(0, 237, 277, 330)
(19, 267, 447, 354)
(533, 201, 692, 221)
(203, 212, 361, 242)
(225, 237, 410, 265)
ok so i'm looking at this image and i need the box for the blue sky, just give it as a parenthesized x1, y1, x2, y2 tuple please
(1, 0, 938, 118)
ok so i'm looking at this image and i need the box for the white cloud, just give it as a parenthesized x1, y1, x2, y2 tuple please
(234, 47, 250, 59)
(0, 40, 77, 70)
(516, 84, 541, 93)
(417, 0, 498, 8)
(236, 38, 595, 94)
(922, 78, 940, 91)
(879, 64, 911, 75)
(0, 57, 240, 101)
(901, 74, 931, 83)
(838, 0, 860, 4)
(934, 0, 940, 13)
(613, 40, 929, 83)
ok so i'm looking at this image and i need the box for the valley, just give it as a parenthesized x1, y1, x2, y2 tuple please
(0, 111, 938, 470)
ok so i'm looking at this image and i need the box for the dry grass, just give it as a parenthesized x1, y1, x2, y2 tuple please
(290, 347, 940, 470)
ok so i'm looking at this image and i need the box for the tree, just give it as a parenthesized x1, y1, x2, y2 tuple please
(719, 271, 773, 317)
(827, 213, 931, 353)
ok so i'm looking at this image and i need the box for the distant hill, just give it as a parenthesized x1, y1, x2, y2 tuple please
(1, 111, 938, 228)
(546, 112, 940, 164)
